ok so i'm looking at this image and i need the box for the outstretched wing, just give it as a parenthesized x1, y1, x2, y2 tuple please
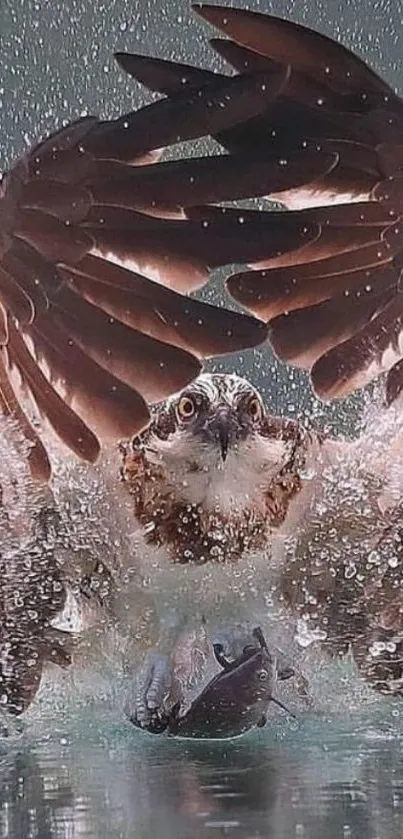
(8, 6, 402, 480)
(126, 5, 403, 405)
(196, 6, 403, 404)
(3, 64, 319, 479)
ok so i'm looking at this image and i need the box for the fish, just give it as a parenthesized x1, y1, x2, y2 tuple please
(163, 626, 295, 739)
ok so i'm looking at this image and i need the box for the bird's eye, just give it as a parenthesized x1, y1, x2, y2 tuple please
(256, 668, 269, 682)
(248, 397, 263, 422)
(176, 396, 196, 420)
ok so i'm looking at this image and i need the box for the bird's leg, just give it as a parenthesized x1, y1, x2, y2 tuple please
(124, 609, 186, 731)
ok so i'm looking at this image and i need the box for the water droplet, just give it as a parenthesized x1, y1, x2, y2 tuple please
(344, 563, 357, 579)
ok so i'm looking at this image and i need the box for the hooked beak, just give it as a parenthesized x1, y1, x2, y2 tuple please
(208, 407, 237, 461)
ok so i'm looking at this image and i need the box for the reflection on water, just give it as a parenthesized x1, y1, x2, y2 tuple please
(1, 705, 403, 839)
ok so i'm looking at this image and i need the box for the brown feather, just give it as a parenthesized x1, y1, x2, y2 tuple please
(27, 314, 152, 441)
(7, 319, 100, 463)
(184, 205, 322, 264)
(21, 179, 91, 223)
(0, 350, 51, 481)
(193, 5, 392, 96)
(65, 255, 268, 357)
(227, 233, 400, 319)
(88, 150, 336, 210)
(48, 284, 202, 404)
(28, 146, 96, 185)
(210, 37, 362, 110)
(28, 116, 98, 167)
(114, 52, 220, 94)
(269, 287, 395, 367)
(0, 304, 8, 346)
(310, 296, 403, 399)
(232, 262, 397, 322)
(0, 263, 35, 326)
(82, 71, 291, 162)
(2, 246, 50, 316)
(89, 216, 321, 276)
(14, 209, 92, 265)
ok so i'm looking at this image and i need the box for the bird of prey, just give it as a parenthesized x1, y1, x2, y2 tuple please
(5, 3, 403, 485)
(3, 4, 403, 727)
(0, 2, 317, 720)
(118, 372, 403, 730)
(120, 372, 313, 566)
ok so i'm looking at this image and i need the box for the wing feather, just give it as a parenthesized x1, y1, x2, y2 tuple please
(193, 5, 392, 96)
(6, 2, 403, 476)
(64, 255, 267, 358)
(3, 57, 299, 475)
(181, 5, 403, 404)
(6, 319, 100, 463)
(0, 350, 51, 481)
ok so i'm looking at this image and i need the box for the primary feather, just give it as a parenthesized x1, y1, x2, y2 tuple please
(7, 5, 403, 478)
(126, 4, 403, 406)
(3, 62, 300, 476)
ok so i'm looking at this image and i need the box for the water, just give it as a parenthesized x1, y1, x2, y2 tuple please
(1, 703, 403, 839)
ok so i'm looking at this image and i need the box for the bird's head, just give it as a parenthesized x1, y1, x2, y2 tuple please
(151, 373, 266, 465)
(128, 372, 309, 513)
(170, 373, 265, 461)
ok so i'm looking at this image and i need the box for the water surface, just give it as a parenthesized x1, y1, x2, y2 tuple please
(2, 702, 403, 839)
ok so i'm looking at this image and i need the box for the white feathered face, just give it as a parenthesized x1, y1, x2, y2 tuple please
(165, 373, 266, 461)
(151, 373, 265, 461)
(141, 374, 299, 510)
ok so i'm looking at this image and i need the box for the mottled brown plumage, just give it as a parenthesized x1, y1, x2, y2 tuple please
(120, 374, 313, 565)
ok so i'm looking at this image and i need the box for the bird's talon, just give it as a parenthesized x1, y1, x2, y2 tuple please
(125, 650, 180, 733)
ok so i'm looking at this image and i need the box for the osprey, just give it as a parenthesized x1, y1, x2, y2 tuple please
(120, 372, 316, 565)
(4, 4, 403, 485)
(118, 373, 403, 730)
(2, 4, 403, 728)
